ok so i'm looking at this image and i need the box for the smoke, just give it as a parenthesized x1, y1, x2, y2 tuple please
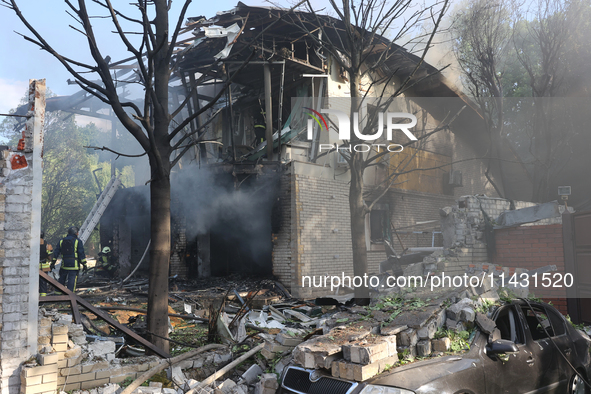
(171, 165, 280, 271)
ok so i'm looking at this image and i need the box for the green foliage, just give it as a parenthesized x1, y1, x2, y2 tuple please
(498, 289, 519, 303)
(433, 329, 473, 352)
(474, 299, 495, 314)
(448, 330, 471, 352)
(1, 97, 136, 253)
(407, 298, 428, 311)
(120, 377, 134, 388)
(566, 315, 586, 330)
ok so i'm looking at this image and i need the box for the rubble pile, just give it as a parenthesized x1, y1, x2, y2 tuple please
(290, 285, 501, 382)
(28, 265, 535, 394)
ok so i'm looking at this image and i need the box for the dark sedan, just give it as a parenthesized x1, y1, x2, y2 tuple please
(279, 300, 591, 394)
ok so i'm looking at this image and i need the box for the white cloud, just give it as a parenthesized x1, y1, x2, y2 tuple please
(0, 79, 28, 114)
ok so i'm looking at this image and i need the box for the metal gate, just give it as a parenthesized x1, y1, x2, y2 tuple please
(564, 211, 591, 324)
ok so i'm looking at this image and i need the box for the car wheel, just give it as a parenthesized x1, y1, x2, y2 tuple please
(569, 373, 588, 394)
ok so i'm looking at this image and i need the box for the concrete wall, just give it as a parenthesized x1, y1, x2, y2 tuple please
(493, 224, 567, 314)
(0, 80, 45, 394)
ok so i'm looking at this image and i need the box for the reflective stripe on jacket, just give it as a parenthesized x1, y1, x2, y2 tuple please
(53, 235, 87, 271)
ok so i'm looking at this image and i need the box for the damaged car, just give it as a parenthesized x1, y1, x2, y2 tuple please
(279, 300, 591, 394)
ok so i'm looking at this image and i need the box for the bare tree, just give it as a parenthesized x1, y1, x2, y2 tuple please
(2, 0, 276, 353)
(286, 0, 450, 301)
(452, 0, 514, 198)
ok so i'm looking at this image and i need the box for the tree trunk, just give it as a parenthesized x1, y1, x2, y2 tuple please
(147, 170, 171, 354)
(347, 65, 370, 303)
(350, 156, 369, 302)
(147, 0, 172, 354)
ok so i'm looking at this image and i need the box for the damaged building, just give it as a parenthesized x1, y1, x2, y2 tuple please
(86, 3, 520, 298)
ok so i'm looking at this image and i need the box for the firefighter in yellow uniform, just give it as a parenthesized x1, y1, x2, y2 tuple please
(53, 226, 87, 292)
(39, 231, 54, 296)
(96, 247, 118, 278)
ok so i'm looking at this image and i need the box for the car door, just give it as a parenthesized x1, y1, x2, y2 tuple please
(518, 303, 562, 393)
(541, 304, 572, 391)
(482, 304, 552, 393)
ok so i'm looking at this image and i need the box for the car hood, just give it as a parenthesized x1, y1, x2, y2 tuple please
(366, 354, 479, 391)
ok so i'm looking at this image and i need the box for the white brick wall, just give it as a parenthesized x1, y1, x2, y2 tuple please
(273, 170, 458, 298)
(0, 80, 45, 394)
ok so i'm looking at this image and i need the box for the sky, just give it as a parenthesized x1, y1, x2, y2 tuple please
(0, 0, 263, 114)
(0, 0, 446, 115)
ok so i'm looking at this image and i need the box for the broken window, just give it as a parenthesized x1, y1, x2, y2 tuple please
(370, 204, 390, 243)
(495, 306, 525, 344)
(522, 306, 556, 340)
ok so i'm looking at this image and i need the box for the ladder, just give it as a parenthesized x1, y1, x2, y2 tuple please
(79, 175, 121, 244)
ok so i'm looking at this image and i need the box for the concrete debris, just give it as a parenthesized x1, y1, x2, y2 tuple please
(248, 310, 285, 329)
(253, 374, 278, 394)
(289, 286, 503, 381)
(170, 366, 187, 387)
(217, 379, 236, 394)
(239, 364, 263, 385)
(496, 201, 560, 227)
(216, 312, 247, 344)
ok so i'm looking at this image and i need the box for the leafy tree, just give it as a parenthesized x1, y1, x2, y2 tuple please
(452, 0, 514, 198)
(1, 105, 134, 250)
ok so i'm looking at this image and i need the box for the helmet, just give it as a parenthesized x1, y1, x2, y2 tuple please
(67, 226, 79, 236)
(102, 247, 111, 254)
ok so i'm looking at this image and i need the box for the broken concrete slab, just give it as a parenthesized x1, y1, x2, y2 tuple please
(417, 318, 437, 340)
(275, 328, 307, 347)
(170, 366, 187, 387)
(479, 290, 500, 304)
(389, 306, 441, 329)
(460, 307, 475, 323)
(496, 201, 559, 228)
(380, 324, 407, 336)
(217, 379, 236, 394)
(431, 337, 450, 352)
(446, 299, 473, 321)
(240, 364, 263, 385)
(87, 340, 116, 357)
(416, 340, 432, 357)
(475, 313, 496, 335)
(398, 328, 418, 347)
(293, 332, 347, 369)
(254, 373, 278, 394)
(343, 337, 395, 365)
(332, 356, 398, 382)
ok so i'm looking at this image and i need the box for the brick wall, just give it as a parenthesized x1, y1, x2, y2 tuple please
(275, 168, 459, 298)
(0, 80, 45, 394)
(170, 215, 188, 279)
(493, 224, 567, 314)
(439, 196, 565, 275)
(272, 173, 293, 289)
(25, 310, 232, 393)
(292, 173, 354, 298)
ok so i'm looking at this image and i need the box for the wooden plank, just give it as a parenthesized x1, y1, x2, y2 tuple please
(39, 295, 71, 302)
(70, 294, 82, 325)
(39, 271, 170, 358)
